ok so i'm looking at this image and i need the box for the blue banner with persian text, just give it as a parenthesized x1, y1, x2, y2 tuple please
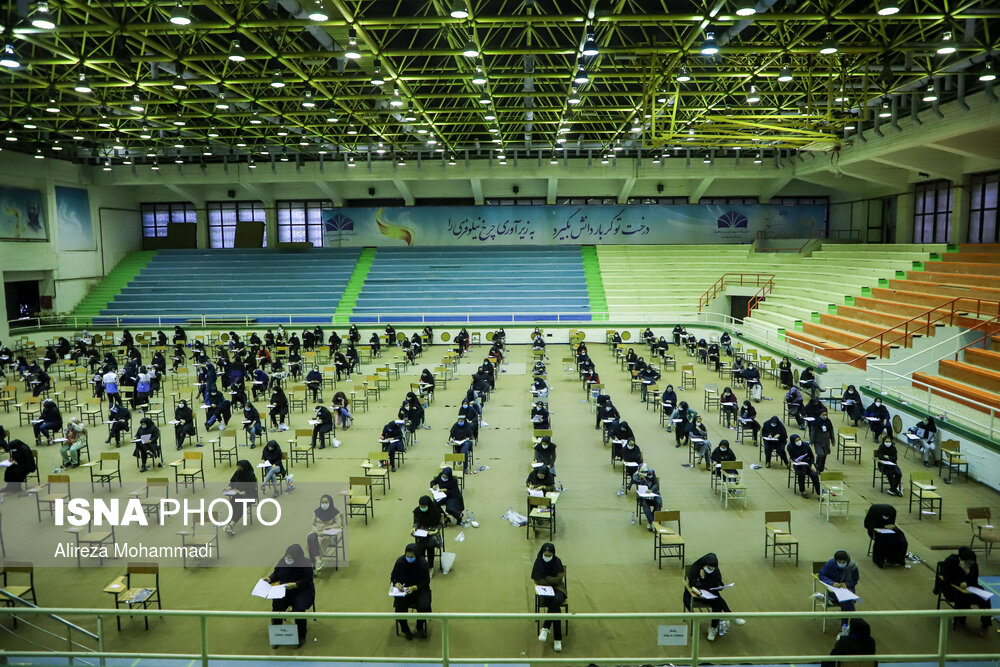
(321, 204, 826, 247)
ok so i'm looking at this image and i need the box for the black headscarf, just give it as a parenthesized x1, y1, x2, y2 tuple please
(230, 459, 257, 485)
(390, 543, 430, 588)
(531, 542, 563, 580)
(315, 493, 340, 522)
(413, 494, 442, 526)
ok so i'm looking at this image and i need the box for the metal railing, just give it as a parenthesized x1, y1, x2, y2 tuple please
(0, 588, 101, 664)
(698, 273, 775, 311)
(0, 606, 996, 667)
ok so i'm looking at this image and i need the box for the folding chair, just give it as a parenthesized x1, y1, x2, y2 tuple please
(209, 429, 238, 468)
(84, 452, 122, 492)
(764, 510, 799, 566)
(652, 510, 685, 569)
(347, 476, 374, 524)
(32, 474, 71, 522)
(105, 562, 161, 630)
(170, 451, 205, 493)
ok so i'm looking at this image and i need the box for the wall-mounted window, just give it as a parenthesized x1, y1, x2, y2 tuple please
(140, 202, 195, 238)
(968, 170, 999, 244)
(207, 201, 267, 248)
(275, 200, 328, 247)
(913, 180, 953, 243)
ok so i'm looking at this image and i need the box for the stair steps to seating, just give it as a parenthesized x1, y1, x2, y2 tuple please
(333, 247, 376, 324)
(911, 372, 1000, 413)
(965, 347, 1000, 372)
(906, 270, 1000, 290)
(71, 251, 159, 322)
(887, 278, 1000, 302)
(939, 358, 1000, 394)
(817, 312, 919, 342)
(923, 260, 1000, 277)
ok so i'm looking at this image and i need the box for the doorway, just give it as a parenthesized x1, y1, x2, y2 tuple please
(4, 280, 41, 328)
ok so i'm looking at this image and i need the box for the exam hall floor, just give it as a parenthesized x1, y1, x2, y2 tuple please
(2, 340, 997, 662)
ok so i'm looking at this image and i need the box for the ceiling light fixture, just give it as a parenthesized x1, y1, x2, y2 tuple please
(479, 93, 491, 105)
(270, 71, 285, 88)
(484, 110, 496, 120)
(574, 66, 589, 84)
(4, 129, 16, 142)
(735, 1, 756, 17)
(308, 0, 329, 21)
(0, 44, 20, 69)
(937, 31, 956, 55)
(302, 91, 316, 108)
(228, 40, 246, 62)
(346, 124, 358, 134)
(74, 73, 91, 93)
(215, 93, 229, 110)
(169, 1, 191, 26)
(980, 61, 997, 82)
(471, 66, 487, 85)
(450, 0, 469, 18)
(746, 85, 760, 103)
(371, 64, 385, 86)
(129, 94, 144, 112)
(30, 2, 56, 30)
(777, 67, 793, 82)
(922, 84, 938, 102)
(462, 38, 479, 58)
(876, 1, 900, 16)
(171, 74, 188, 90)
(753, 152, 762, 164)
(344, 31, 361, 59)
(45, 98, 60, 113)
(700, 32, 719, 55)
(568, 89, 581, 104)
(819, 33, 838, 55)
(676, 67, 691, 82)
(878, 101, 891, 118)
(582, 30, 599, 57)
(390, 88, 403, 107)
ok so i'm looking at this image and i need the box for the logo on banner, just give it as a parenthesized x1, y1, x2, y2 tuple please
(717, 210, 749, 229)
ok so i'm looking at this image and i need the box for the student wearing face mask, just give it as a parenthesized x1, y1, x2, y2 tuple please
(610, 420, 637, 462)
(683, 552, 746, 641)
(448, 415, 475, 473)
(863, 398, 891, 442)
(243, 400, 264, 448)
(532, 542, 567, 652)
(720, 387, 739, 428)
(531, 401, 550, 430)
(907, 416, 938, 467)
(710, 439, 737, 477)
(760, 416, 789, 468)
(306, 493, 342, 571)
(526, 464, 557, 492)
(533, 435, 557, 473)
(390, 543, 432, 640)
(259, 439, 284, 496)
(864, 503, 908, 568)
(411, 495, 443, 574)
(380, 419, 405, 472)
(673, 401, 696, 448)
(738, 400, 760, 445)
(818, 550, 860, 638)
(222, 459, 258, 536)
(785, 386, 806, 430)
(788, 434, 820, 498)
(269, 386, 289, 432)
(874, 436, 903, 496)
(264, 544, 315, 648)
(429, 467, 464, 525)
(457, 397, 481, 439)
(811, 410, 834, 473)
(691, 416, 712, 470)
(632, 464, 662, 528)
(596, 397, 621, 433)
(661, 385, 677, 431)
(620, 439, 643, 479)
(133, 418, 161, 472)
(821, 618, 876, 667)
(311, 405, 334, 449)
(840, 385, 864, 426)
(938, 547, 994, 635)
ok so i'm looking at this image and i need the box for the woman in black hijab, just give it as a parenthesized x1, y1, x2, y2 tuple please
(821, 618, 876, 667)
(306, 493, 342, 571)
(429, 467, 464, 525)
(390, 543, 432, 640)
(526, 465, 557, 492)
(412, 495, 443, 572)
(264, 543, 315, 648)
(531, 542, 566, 652)
(223, 459, 258, 536)
(683, 552, 745, 642)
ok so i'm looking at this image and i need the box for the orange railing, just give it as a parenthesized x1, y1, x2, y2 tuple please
(789, 297, 1000, 370)
(698, 273, 775, 311)
(953, 313, 1000, 362)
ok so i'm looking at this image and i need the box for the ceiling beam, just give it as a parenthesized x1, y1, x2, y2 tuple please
(757, 176, 794, 203)
(926, 139, 1000, 162)
(470, 178, 484, 205)
(868, 152, 963, 183)
(316, 182, 344, 207)
(546, 177, 558, 206)
(617, 176, 637, 204)
(689, 177, 715, 204)
(164, 183, 200, 203)
(393, 178, 415, 206)
(835, 163, 912, 189)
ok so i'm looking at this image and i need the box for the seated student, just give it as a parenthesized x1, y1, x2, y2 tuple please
(738, 400, 761, 444)
(471, 368, 490, 403)
(906, 416, 938, 467)
(288, 333, 301, 356)
(785, 386, 806, 429)
(269, 386, 289, 431)
(803, 396, 826, 434)
(390, 543, 432, 641)
(788, 434, 820, 498)
(761, 416, 789, 468)
(448, 415, 475, 473)
(609, 420, 637, 460)
(642, 327, 655, 346)
(743, 363, 763, 402)
(106, 402, 131, 447)
(310, 405, 334, 449)
(328, 330, 343, 354)
(251, 367, 269, 400)
(301, 329, 315, 351)
(697, 338, 708, 363)
(174, 399, 196, 450)
(937, 547, 994, 635)
(306, 493, 342, 571)
(673, 401, 696, 448)
(820, 618, 876, 667)
(624, 347, 638, 372)
(399, 392, 425, 435)
(259, 439, 284, 496)
(230, 378, 248, 412)
(172, 325, 187, 345)
(532, 360, 547, 378)
(418, 368, 435, 401)
(221, 459, 258, 536)
(874, 436, 903, 496)
(778, 357, 793, 389)
(818, 550, 860, 638)
(380, 419, 405, 472)
(799, 366, 821, 399)
(369, 332, 382, 358)
(384, 323, 397, 347)
(133, 417, 161, 472)
(672, 324, 685, 346)
(135, 366, 152, 407)
(34, 398, 62, 446)
(710, 439, 737, 477)
(690, 416, 712, 470)
(706, 342, 721, 372)
(530, 401, 550, 430)
(620, 439, 643, 478)
(264, 544, 315, 648)
(840, 385, 864, 426)
(655, 336, 670, 359)
(204, 388, 231, 432)
(811, 409, 834, 473)
(596, 396, 621, 432)
(1, 438, 36, 494)
(60, 416, 88, 468)
(533, 436, 557, 474)
(345, 345, 361, 374)
(661, 385, 678, 431)
(530, 376, 548, 403)
(31, 368, 52, 397)
(864, 503, 908, 568)
(532, 542, 567, 652)
(411, 495, 443, 573)
(720, 387, 739, 428)
(719, 332, 733, 356)
(305, 366, 323, 402)
(333, 351, 350, 381)
(683, 553, 746, 642)
(863, 398, 892, 442)
(242, 400, 264, 448)
(458, 395, 481, 436)
(331, 391, 352, 429)
(526, 464, 557, 492)
(638, 363, 660, 401)
(429, 467, 464, 525)
(632, 464, 662, 528)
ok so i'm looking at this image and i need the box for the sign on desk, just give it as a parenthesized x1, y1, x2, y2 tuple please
(657, 624, 688, 646)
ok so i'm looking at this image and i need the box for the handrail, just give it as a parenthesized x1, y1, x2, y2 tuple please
(789, 297, 1000, 371)
(698, 273, 776, 311)
(0, 588, 99, 641)
(953, 318, 1000, 362)
(0, 606, 994, 667)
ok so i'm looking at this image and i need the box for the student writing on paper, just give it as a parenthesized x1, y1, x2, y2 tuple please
(683, 552, 745, 642)
(59, 417, 87, 468)
(530, 401, 550, 430)
(260, 440, 284, 496)
(380, 419, 405, 472)
(738, 401, 761, 445)
(531, 542, 567, 652)
(133, 418, 161, 473)
(841, 385, 864, 426)
(906, 416, 939, 467)
(0, 439, 36, 494)
(864, 504, 908, 568)
(264, 544, 315, 648)
(533, 436, 557, 474)
(938, 547, 994, 635)
(632, 464, 662, 528)
(720, 387, 739, 428)
(620, 438, 643, 478)
(661, 385, 678, 431)
(418, 368, 435, 402)
(875, 437, 903, 496)
(691, 417, 712, 470)
(331, 391, 352, 430)
(204, 387, 232, 432)
(787, 434, 821, 498)
(241, 401, 264, 448)
(269, 386, 289, 432)
(800, 367, 821, 400)
(448, 415, 475, 473)
(821, 618, 877, 667)
(33, 398, 62, 446)
(105, 402, 130, 447)
(174, 399, 196, 450)
(595, 395, 620, 432)
(673, 401, 696, 448)
(398, 392, 426, 434)
(390, 543, 432, 640)
(818, 550, 861, 638)
(222, 460, 258, 536)
(526, 464, 557, 493)
(863, 399, 892, 442)
(610, 420, 638, 462)
(310, 406, 334, 449)
(429, 468, 464, 526)
(306, 493, 342, 571)
(785, 386, 806, 430)
(411, 495, 443, 572)
(760, 416, 789, 468)
(710, 440, 737, 477)
(457, 397, 481, 439)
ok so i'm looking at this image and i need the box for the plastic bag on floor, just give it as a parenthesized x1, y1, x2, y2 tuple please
(502, 509, 528, 527)
(440, 551, 456, 574)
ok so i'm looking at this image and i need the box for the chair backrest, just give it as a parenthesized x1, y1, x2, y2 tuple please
(819, 471, 843, 482)
(725, 460, 744, 471)
(48, 474, 70, 486)
(370, 452, 389, 464)
(653, 510, 681, 531)
(967, 506, 990, 522)
(147, 478, 170, 497)
(183, 451, 203, 464)
(910, 471, 933, 484)
(100, 452, 119, 463)
(220, 429, 236, 440)
(127, 562, 159, 585)
(941, 439, 960, 452)
(528, 495, 552, 509)
(2, 561, 34, 575)
(444, 453, 465, 466)
(704, 383, 718, 393)
(840, 426, 857, 437)
(812, 561, 826, 575)
(682, 364, 694, 373)
(765, 510, 791, 525)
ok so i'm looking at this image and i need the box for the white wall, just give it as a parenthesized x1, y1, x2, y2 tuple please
(0, 152, 141, 341)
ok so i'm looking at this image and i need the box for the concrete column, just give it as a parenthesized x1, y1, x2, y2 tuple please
(0, 274, 9, 342)
(265, 201, 278, 247)
(950, 176, 971, 244)
(895, 191, 915, 244)
(195, 201, 209, 248)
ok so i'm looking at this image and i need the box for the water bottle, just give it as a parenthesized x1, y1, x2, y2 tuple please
(469, 511, 475, 523)
(617, 483, 625, 497)
(557, 481, 564, 492)
(630, 512, 636, 525)
(51, 457, 59, 474)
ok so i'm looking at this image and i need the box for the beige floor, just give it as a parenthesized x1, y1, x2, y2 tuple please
(1, 339, 998, 662)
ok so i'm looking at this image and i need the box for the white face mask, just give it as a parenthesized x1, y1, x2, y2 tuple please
(542, 554, 553, 563)
(703, 566, 716, 574)
(284, 557, 294, 565)
(320, 503, 330, 511)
